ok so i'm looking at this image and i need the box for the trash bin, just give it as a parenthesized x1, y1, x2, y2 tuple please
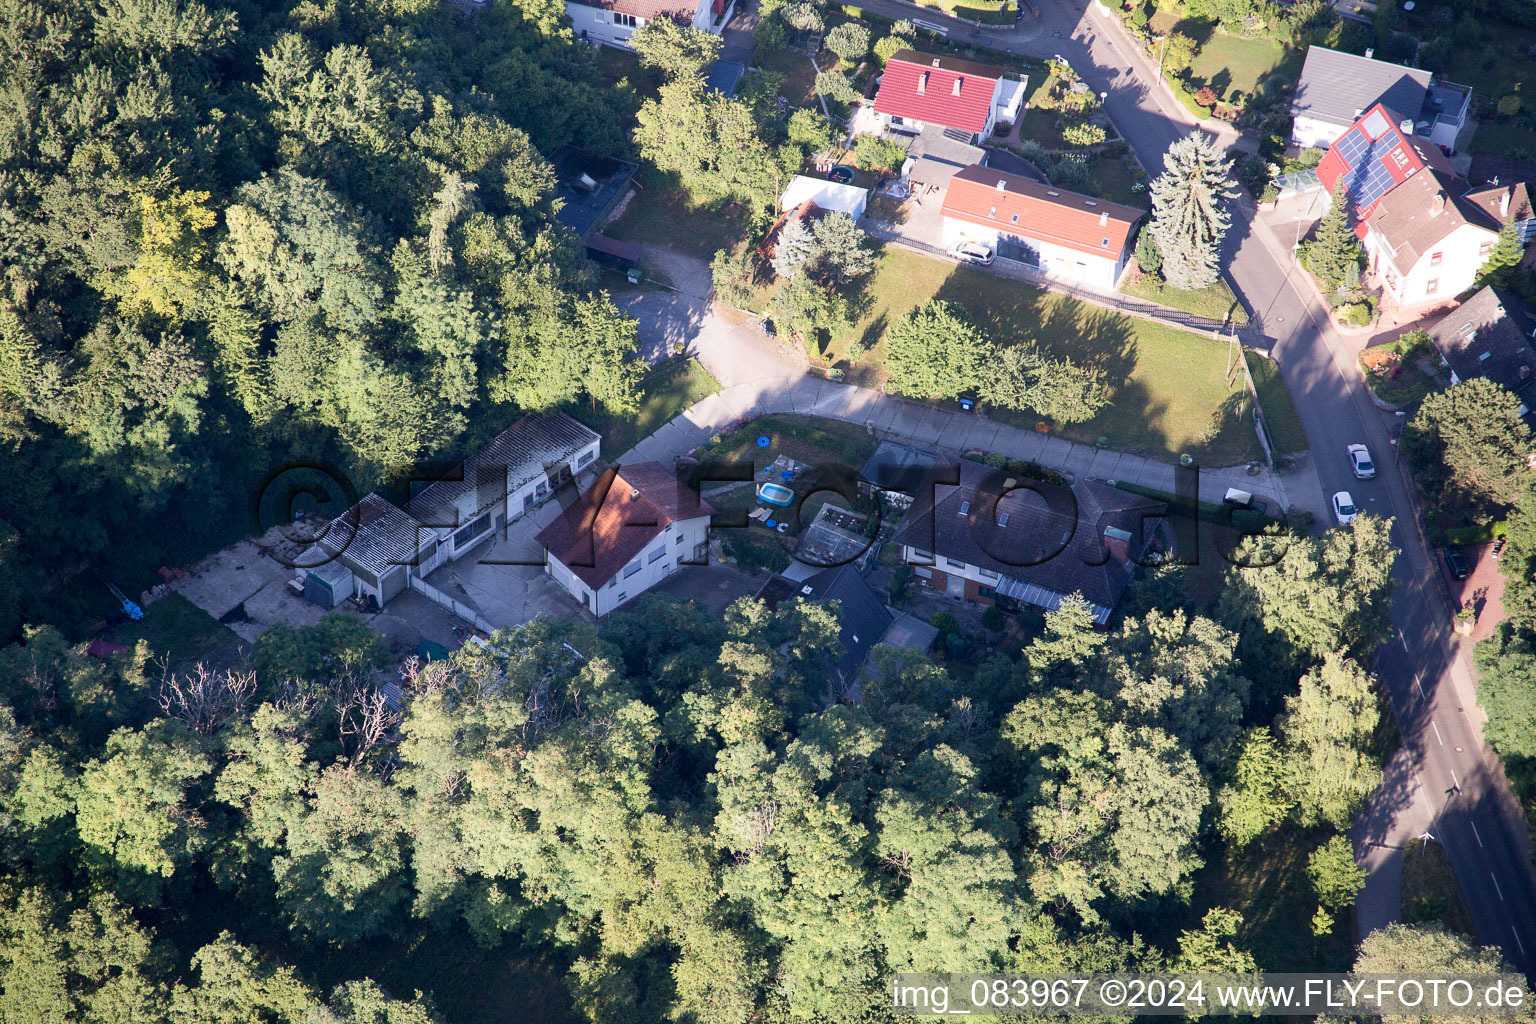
(626, 266, 644, 285)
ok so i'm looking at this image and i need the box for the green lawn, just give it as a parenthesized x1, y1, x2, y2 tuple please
(1245, 349, 1309, 456)
(836, 248, 1274, 464)
(561, 357, 720, 459)
(604, 173, 750, 260)
(757, 45, 819, 110)
(1016, 109, 1066, 150)
(1086, 150, 1145, 207)
(110, 592, 247, 673)
(1125, 273, 1249, 324)
(1469, 119, 1536, 161)
(1146, 8, 1299, 104)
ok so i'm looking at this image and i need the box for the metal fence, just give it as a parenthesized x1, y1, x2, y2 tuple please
(406, 574, 497, 634)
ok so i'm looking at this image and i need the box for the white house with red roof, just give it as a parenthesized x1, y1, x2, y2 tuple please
(1316, 103, 1501, 310)
(939, 165, 1145, 289)
(537, 463, 714, 616)
(566, 0, 732, 50)
(873, 50, 1025, 144)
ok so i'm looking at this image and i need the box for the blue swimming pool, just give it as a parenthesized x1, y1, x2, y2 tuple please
(758, 482, 795, 507)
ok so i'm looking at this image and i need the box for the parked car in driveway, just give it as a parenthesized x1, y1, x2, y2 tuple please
(1443, 547, 1471, 580)
(1332, 491, 1358, 525)
(1222, 487, 1268, 514)
(1347, 443, 1376, 479)
(950, 242, 994, 265)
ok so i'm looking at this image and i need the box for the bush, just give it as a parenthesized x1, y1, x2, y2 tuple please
(825, 22, 870, 61)
(873, 35, 905, 63)
(1498, 93, 1522, 117)
(856, 134, 907, 172)
(982, 451, 1008, 468)
(1061, 121, 1107, 147)
(710, 248, 756, 308)
(782, 1, 822, 31)
(1171, 78, 1214, 119)
(981, 606, 1006, 632)
(752, 15, 786, 61)
(888, 564, 911, 602)
(815, 70, 859, 105)
(1341, 301, 1373, 326)
(1195, 85, 1219, 107)
(929, 611, 959, 639)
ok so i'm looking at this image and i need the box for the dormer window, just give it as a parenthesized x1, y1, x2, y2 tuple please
(959, 500, 971, 516)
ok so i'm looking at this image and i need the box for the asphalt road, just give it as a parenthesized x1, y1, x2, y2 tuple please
(849, 0, 1536, 975)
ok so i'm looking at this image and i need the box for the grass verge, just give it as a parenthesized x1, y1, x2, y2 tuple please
(1245, 350, 1309, 456)
(604, 172, 750, 260)
(1401, 838, 1479, 938)
(1125, 273, 1250, 324)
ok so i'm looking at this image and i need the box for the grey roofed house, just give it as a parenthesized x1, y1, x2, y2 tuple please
(906, 123, 986, 190)
(317, 493, 424, 580)
(549, 146, 638, 240)
(892, 461, 1167, 624)
(756, 564, 896, 699)
(1291, 47, 1432, 132)
(408, 411, 600, 526)
(1429, 286, 1536, 429)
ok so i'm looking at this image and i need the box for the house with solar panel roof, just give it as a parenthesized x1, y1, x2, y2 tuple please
(1317, 103, 1502, 311)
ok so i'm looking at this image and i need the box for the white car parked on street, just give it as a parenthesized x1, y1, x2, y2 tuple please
(1347, 443, 1376, 479)
(1332, 491, 1359, 525)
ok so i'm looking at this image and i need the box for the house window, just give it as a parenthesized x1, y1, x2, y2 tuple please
(1391, 148, 1409, 168)
(623, 559, 642, 578)
(614, 12, 637, 26)
(1430, 251, 1443, 266)
(452, 514, 492, 550)
(1426, 278, 1440, 295)
(535, 481, 548, 497)
(1478, 350, 1492, 362)
(617, 592, 627, 603)
(1011, 213, 1019, 223)
(1101, 237, 1109, 247)
(988, 206, 997, 218)
(942, 556, 965, 570)
(997, 512, 1010, 527)
(1479, 240, 1494, 257)
(913, 566, 933, 579)
(648, 545, 665, 563)
(578, 450, 595, 467)
(978, 585, 996, 599)
(676, 532, 685, 545)
(959, 500, 971, 516)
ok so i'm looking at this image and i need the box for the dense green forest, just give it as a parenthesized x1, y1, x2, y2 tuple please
(0, 0, 649, 640)
(10, 511, 1512, 1024)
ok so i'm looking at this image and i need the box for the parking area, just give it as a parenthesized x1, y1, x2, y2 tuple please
(170, 527, 333, 644)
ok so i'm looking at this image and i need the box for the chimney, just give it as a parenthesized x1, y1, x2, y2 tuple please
(931, 58, 941, 67)
(1431, 191, 1446, 215)
(1099, 211, 1108, 226)
(996, 179, 1007, 191)
(1501, 188, 1512, 219)
(1102, 526, 1132, 563)
(916, 71, 927, 95)
(629, 488, 639, 500)
(952, 77, 963, 97)
(1399, 118, 1414, 136)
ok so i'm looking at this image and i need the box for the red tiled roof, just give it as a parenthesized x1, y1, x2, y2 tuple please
(536, 463, 713, 589)
(1316, 103, 1452, 220)
(1364, 168, 1492, 270)
(940, 165, 1144, 259)
(873, 49, 1002, 135)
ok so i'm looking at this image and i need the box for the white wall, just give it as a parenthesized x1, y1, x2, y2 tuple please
(565, 0, 728, 49)
(1291, 114, 1347, 151)
(942, 217, 1124, 290)
(546, 514, 712, 616)
(1367, 221, 1498, 308)
(414, 438, 600, 569)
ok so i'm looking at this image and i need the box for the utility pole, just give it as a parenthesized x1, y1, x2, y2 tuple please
(1155, 33, 1168, 79)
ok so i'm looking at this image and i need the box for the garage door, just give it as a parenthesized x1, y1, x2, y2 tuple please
(380, 566, 407, 604)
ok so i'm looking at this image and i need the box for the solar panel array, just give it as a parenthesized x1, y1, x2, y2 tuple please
(1333, 125, 1404, 211)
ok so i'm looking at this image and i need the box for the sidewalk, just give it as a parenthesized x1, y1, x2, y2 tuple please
(617, 374, 1306, 512)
